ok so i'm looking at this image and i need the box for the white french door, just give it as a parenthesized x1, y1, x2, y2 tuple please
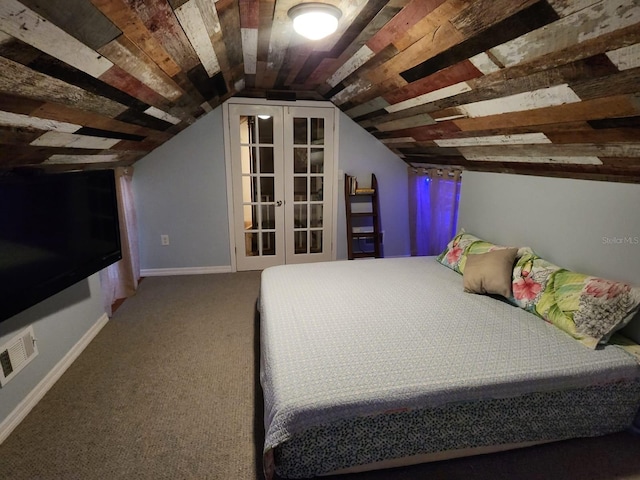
(228, 103, 335, 271)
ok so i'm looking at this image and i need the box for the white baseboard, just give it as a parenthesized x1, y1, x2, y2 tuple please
(0, 313, 109, 445)
(140, 265, 233, 276)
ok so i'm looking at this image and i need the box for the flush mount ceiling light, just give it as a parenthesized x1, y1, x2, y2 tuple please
(288, 3, 342, 41)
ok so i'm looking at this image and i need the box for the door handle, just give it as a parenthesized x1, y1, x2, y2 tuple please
(276, 200, 283, 206)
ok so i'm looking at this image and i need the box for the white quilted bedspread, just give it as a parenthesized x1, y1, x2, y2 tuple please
(259, 257, 640, 451)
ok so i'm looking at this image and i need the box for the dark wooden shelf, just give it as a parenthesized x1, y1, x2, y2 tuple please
(344, 173, 383, 260)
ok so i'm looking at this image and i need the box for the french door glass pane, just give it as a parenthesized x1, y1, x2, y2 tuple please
(311, 118, 324, 144)
(243, 204, 258, 229)
(262, 232, 275, 256)
(310, 176, 323, 201)
(258, 116, 274, 144)
(310, 148, 324, 173)
(240, 113, 278, 258)
(294, 177, 307, 201)
(293, 118, 307, 144)
(260, 147, 274, 174)
(291, 116, 326, 255)
(294, 148, 307, 173)
(294, 231, 307, 254)
(310, 205, 322, 227)
(260, 177, 274, 200)
(241, 146, 257, 174)
(294, 204, 307, 228)
(244, 232, 258, 256)
(310, 230, 322, 253)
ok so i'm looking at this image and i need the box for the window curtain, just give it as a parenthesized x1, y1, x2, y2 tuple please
(409, 167, 462, 256)
(100, 167, 140, 316)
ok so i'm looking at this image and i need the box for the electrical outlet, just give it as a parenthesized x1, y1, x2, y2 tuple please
(161, 234, 170, 246)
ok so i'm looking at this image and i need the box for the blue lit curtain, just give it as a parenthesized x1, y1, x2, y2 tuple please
(409, 167, 461, 256)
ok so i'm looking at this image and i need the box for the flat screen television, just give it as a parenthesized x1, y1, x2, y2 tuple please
(0, 169, 122, 322)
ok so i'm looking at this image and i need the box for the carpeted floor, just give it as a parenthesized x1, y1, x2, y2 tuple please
(1, 271, 639, 480)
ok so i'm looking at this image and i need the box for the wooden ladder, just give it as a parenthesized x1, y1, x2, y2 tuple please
(344, 173, 383, 260)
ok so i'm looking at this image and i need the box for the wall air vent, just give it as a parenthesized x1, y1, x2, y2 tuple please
(0, 326, 38, 387)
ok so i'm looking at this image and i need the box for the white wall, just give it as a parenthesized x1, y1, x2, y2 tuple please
(0, 274, 105, 436)
(134, 108, 231, 273)
(337, 111, 410, 258)
(134, 103, 411, 271)
(458, 171, 640, 286)
(458, 171, 640, 342)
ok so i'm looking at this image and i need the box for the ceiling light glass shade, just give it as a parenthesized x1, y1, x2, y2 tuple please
(288, 3, 342, 41)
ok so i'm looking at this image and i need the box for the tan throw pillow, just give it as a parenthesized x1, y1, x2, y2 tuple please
(463, 248, 519, 298)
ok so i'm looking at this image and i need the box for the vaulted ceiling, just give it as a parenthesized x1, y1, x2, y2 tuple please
(1, 0, 639, 182)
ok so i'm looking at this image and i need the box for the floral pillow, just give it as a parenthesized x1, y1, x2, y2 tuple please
(437, 231, 517, 274)
(512, 252, 640, 348)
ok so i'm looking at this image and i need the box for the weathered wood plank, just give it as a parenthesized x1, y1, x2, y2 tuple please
(174, 0, 221, 77)
(0, 124, 44, 145)
(19, 0, 122, 51)
(385, 82, 472, 113)
(606, 43, 640, 71)
(0, 110, 80, 133)
(344, 97, 390, 119)
(0, 0, 113, 78)
(44, 153, 123, 164)
(398, 0, 560, 83)
(0, 93, 44, 115)
(571, 68, 640, 100)
(30, 102, 160, 137)
(490, 0, 640, 68)
(383, 60, 482, 106)
(90, 0, 181, 78)
(546, 128, 640, 144)
(143, 106, 182, 125)
(30, 131, 122, 149)
(376, 113, 436, 132)
(0, 56, 129, 118)
(216, 0, 244, 70)
(458, 143, 640, 159)
(389, 121, 461, 141)
(468, 52, 501, 74)
(450, 0, 539, 38)
(242, 28, 259, 75)
(366, 0, 447, 54)
(326, 46, 375, 87)
(454, 94, 640, 132)
(124, 0, 200, 72)
(435, 132, 552, 147)
(98, 65, 174, 110)
(256, 0, 276, 63)
(370, 0, 468, 84)
(98, 35, 185, 101)
(330, 78, 373, 105)
(452, 84, 582, 119)
(0, 35, 154, 112)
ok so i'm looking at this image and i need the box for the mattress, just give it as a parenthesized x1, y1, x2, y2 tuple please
(259, 257, 640, 478)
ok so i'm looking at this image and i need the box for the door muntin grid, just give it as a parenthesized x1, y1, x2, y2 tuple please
(240, 115, 276, 257)
(292, 117, 325, 255)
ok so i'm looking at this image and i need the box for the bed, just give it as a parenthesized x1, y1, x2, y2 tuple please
(258, 255, 640, 479)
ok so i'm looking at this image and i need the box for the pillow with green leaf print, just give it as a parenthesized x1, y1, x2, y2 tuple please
(512, 252, 640, 348)
(437, 230, 524, 275)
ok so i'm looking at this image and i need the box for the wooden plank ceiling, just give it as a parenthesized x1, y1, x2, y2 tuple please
(0, 0, 639, 182)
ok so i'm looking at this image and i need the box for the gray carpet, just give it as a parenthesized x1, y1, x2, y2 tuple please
(1, 271, 640, 480)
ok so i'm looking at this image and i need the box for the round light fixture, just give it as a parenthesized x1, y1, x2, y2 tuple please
(288, 3, 342, 41)
(257, 114, 271, 120)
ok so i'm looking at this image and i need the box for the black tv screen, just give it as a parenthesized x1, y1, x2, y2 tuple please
(0, 169, 122, 322)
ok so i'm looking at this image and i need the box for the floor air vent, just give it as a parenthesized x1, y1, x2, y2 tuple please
(0, 326, 38, 387)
